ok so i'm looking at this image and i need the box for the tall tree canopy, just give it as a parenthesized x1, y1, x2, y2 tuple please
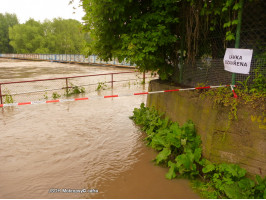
(0, 13, 18, 53)
(42, 18, 88, 54)
(9, 18, 89, 54)
(82, 0, 180, 79)
(9, 19, 44, 53)
(81, 0, 260, 80)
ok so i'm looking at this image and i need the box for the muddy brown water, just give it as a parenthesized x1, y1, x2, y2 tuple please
(0, 59, 199, 198)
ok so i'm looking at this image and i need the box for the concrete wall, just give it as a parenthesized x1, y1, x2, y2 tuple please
(147, 80, 266, 176)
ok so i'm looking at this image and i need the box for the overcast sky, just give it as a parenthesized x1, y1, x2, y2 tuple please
(0, 0, 85, 23)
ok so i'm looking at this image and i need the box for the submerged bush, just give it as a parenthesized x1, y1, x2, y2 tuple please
(66, 83, 85, 96)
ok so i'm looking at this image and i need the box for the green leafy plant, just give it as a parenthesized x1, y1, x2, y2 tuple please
(131, 103, 266, 199)
(96, 82, 107, 91)
(200, 80, 265, 122)
(237, 76, 250, 93)
(250, 67, 266, 93)
(43, 91, 48, 100)
(66, 83, 85, 96)
(4, 90, 14, 104)
(235, 67, 266, 95)
(200, 87, 238, 121)
(132, 104, 202, 179)
(52, 92, 61, 99)
(198, 162, 266, 199)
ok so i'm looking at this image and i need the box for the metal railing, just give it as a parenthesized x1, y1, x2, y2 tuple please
(0, 71, 154, 104)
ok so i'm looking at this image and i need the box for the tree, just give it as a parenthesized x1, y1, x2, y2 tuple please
(50, 18, 86, 54)
(82, 0, 179, 79)
(9, 19, 45, 53)
(9, 18, 88, 54)
(81, 0, 252, 81)
(0, 13, 18, 53)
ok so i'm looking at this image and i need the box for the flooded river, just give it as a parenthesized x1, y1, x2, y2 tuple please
(0, 59, 199, 198)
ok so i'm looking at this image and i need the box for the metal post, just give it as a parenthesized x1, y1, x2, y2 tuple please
(143, 71, 146, 84)
(232, 0, 244, 85)
(179, 8, 185, 84)
(0, 84, 2, 104)
(66, 78, 69, 95)
(111, 74, 114, 88)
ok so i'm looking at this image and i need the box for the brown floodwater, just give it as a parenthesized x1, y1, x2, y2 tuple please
(0, 59, 200, 198)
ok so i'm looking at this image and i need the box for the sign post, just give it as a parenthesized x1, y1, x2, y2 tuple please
(232, 0, 244, 85)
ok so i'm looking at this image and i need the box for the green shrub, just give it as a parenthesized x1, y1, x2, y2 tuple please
(52, 92, 61, 99)
(96, 82, 107, 91)
(3, 90, 14, 104)
(4, 94, 14, 104)
(131, 103, 266, 199)
(66, 83, 85, 96)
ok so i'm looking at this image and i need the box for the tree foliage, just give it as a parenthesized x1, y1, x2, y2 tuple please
(9, 18, 89, 54)
(9, 19, 45, 53)
(81, 0, 254, 80)
(82, 0, 180, 79)
(0, 13, 18, 53)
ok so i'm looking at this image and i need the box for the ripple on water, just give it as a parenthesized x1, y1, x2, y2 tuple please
(0, 60, 199, 199)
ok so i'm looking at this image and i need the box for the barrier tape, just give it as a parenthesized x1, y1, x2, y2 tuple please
(0, 85, 236, 108)
(230, 85, 238, 99)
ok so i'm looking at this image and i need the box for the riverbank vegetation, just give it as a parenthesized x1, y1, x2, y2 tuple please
(130, 103, 265, 198)
(199, 66, 265, 122)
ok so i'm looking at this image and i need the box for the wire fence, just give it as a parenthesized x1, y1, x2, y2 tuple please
(180, 0, 265, 87)
(181, 58, 265, 87)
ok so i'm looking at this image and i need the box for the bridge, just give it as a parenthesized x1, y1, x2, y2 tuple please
(0, 53, 134, 68)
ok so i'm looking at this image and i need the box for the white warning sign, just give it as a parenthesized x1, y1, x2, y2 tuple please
(223, 48, 253, 74)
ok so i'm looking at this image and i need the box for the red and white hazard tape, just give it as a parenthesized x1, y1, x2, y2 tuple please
(230, 85, 238, 98)
(0, 85, 237, 107)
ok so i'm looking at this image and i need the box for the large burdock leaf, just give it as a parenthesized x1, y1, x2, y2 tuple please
(194, 148, 202, 163)
(155, 147, 171, 164)
(202, 163, 216, 174)
(150, 135, 167, 151)
(223, 183, 244, 199)
(166, 161, 177, 180)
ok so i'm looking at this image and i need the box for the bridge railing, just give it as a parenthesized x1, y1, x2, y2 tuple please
(0, 53, 134, 67)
